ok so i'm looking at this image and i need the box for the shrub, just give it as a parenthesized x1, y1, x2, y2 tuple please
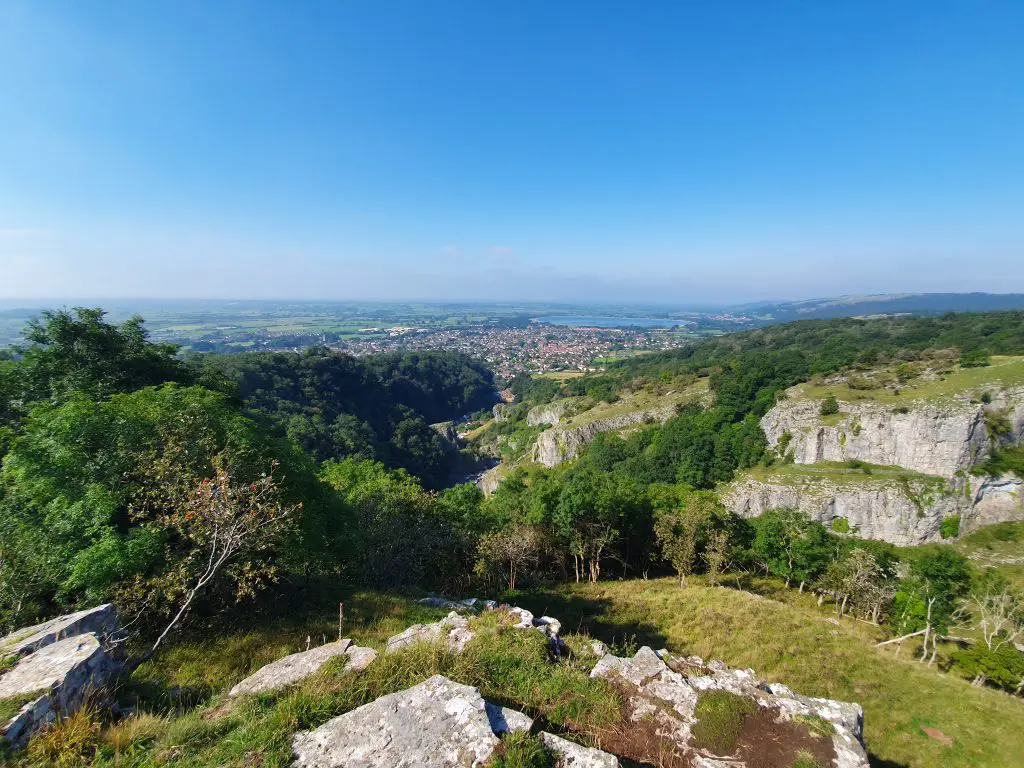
(691, 690, 757, 754)
(819, 396, 839, 416)
(951, 644, 1024, 693)
(960, 349, 991, 368)
(940, 515, 961, 540)
(832, 517, 850, 534)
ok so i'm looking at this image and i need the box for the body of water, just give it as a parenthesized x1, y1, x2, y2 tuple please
(537, 315, 679, 328)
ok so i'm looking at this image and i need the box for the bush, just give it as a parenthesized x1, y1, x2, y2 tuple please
(951, 644, 1024, 693)
(690, 690, 757, 754)
(832, 517, 851, 534)
(819, 396, 839, 416)
(960, 348, 991, 368)
(940, 515, 961, 540)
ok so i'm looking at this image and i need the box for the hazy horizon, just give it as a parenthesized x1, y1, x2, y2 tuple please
(2, 2, 1023, 302)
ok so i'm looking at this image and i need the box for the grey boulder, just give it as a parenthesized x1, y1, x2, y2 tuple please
(291, 675, 501, 767)
(229, 639, 378, 697)
(539, 732, 619, 767)
(1, 633, 117, 748)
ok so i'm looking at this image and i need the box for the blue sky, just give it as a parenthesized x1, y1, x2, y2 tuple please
(1, 1, 1022, 303)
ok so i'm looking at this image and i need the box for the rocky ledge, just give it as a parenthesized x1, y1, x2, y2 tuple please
(0, 605, 120, 748)
(722, 470, 1024, 546)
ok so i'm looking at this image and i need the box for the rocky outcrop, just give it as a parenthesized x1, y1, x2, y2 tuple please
(722, 470, 1024, 546)
(531, 404, 677, 468)
(721, 472, 957, 546)
(590, 646, 868, 768)
(493, 403, 511, 422)
(229, 639, 378, 697)
(963, 473, 1024, 534)
(291, 675, 513, 767)
(1, 633, 118, 748)
(527, 398, 580, 427)
(385, 612, 476, 655)
(762, 397, 993, 477)
(0, 604, 118, 660)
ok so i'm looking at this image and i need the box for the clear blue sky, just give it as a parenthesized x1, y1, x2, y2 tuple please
(1, 1, 1022, 303)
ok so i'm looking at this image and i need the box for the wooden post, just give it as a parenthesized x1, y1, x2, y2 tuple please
(338, 602, 345, 641)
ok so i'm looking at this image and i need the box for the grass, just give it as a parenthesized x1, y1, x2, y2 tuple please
(487, 732, 553, 767)
(563, 380, 709, 428)
(5, 604, 620, 768)
(955, 521, 1024, 590)
(0, 691, 42, 724)
(515, 577, 1024, 768)
(794, 356, 1024, 406)
(690, 689, 757, 754)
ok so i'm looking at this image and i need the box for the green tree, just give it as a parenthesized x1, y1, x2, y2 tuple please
(819, 395, 839, 416)
(753, 508, 833, 589)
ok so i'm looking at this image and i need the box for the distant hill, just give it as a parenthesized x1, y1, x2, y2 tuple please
(735, 292, 1024, 322)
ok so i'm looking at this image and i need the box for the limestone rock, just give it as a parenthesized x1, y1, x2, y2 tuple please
(530, 404, 677, 468)
(722, 468, 1024, 546)
(590, 647, 868, 768)
(485, 701, 533, 734)
(761, 396, 996, 478)
(1, 634, 117, 748)
(0, 604, 118, 660)
(291, 675, 500, 767)
(229, 639, 378, 697)
(539, 732, 619, 767)
(385, 612, 474, 655)
(527, 399, 578, 427)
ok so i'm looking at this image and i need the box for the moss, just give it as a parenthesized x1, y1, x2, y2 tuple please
(0, 691, 43, 724)
(691, 690, 757, 754)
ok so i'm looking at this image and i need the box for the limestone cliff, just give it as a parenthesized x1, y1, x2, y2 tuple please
(762, 384, 1024, 478)
(721, 469, 1024, 546)
(530, 403, 676, 468)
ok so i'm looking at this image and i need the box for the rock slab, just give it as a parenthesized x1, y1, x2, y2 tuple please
(0, 604, 117, 660)
(1, 633, 117, 748)
(291, 675, 501, 767)
(229, 639, 378, 697)
(539, 732, 619, 767)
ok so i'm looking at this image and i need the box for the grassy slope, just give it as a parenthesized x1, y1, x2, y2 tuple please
(515, 578, 1024, 768)
(562, 379, 710, 428)
(956, 521, 1024, 591)
(792, 356, 1024, 406)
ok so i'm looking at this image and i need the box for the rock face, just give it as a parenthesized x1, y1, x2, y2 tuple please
(590, 647, 868, 768)
(722, 470, 1024, 546)
(722, 472, 957, 546)
(229, 639, 378, 697)
(526, 398, 580, 427)
(964, 473, 1024, 533)
(1, 633, 118, 748)
(0, 604, 118, 660)
(531, 404, 677, 468)
(291, 675, 505, 768)
(762, 397, 993, 477)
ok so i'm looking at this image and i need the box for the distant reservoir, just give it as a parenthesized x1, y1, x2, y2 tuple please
(537, 315, 679, 328)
